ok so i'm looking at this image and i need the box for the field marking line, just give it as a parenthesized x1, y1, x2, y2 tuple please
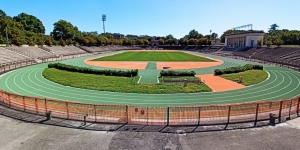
(137, 76, 142, 84)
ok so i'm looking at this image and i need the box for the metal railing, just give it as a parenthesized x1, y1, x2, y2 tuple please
(0, 90, 299, 126)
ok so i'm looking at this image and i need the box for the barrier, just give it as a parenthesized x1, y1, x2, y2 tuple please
(0, 89, 299, 126)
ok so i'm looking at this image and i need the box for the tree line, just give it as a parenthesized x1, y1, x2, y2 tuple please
(0, 9, 220, 47)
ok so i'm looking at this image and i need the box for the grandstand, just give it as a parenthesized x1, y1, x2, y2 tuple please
(6, 46, 56, 59)
(0, 47, 33, 65)
(79, 45, 141, 53)
(42, 46, 86, 56)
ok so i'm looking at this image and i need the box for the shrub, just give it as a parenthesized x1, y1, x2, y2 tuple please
(214, 64, 263, 75)
(48, 63, 138, 77)
(160, 70, 196, 77)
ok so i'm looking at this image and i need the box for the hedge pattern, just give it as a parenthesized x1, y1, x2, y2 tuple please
(48, 63, 138, 77)
(160, 70, 196, 76)
(214, 64, 263, 75)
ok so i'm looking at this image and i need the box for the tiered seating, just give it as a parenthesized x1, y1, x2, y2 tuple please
(80, 46, 141, 53)
(254, 48, 298, 58)
(0, 47, 32, 64)
(7, 46, 55, 59)
(44, 46, 86, 56)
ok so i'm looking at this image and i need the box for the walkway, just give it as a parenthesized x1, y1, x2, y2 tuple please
(0, 103, 300, 150)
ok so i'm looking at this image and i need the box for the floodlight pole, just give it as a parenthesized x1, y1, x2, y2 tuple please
(102, 14, 106, 34)
(103, 21, 105, 33)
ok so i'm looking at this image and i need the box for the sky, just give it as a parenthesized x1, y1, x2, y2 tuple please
(1, 0, 300, 38)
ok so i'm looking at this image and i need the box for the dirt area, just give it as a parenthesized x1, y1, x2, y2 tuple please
(84, 58, 148, 69)
(196, 74, 246, 92)
(84, 51, 223, 70)
(156, 61, 223, 70)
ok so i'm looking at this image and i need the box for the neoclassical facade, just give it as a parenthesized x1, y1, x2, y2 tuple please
(225, 30, 264, 48)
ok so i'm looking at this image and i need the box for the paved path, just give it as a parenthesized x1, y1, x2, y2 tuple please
(139, 62, 159, 84)
(0, 104, 299, 150)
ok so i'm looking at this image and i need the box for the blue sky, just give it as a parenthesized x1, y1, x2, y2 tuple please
(1, 0, 299, 38)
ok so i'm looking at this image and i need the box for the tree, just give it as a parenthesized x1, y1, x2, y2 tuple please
(188, 29, 199, 39)
(166, 34, 174, 40)
(51, 20, 79, 41)
(273, 37, 283, 47)
(13, 13, 45, 34)
(211, 33, 218, 40)
(220, 30, 239, 43)
(257, 39, 263, 47)
(264, 39, 272, 47)
(188, 38, 197, 45)
(0, 9, 6, 18)
(268, 24, 279, 33)
(44, 36, 53, 46)
(159, 38, 164, 45)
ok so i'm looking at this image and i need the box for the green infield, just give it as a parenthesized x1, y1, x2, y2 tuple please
(42, 68, 212, 94)
(92, 51, 215, 62)
(220, 70, 268, 86)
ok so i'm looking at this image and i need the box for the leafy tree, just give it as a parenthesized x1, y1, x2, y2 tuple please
(264, 39, 272, 47)
(211, 33, 218, 40)
(220, 30, 239, 43)
(51, 20, 79, 41)
(268, 24, 279, 32)
(257, 39, 262, 47)
(44, 36, 53, 46)
(273, 37, 283, 47)
(0, 9, 6, 18)
(59, 39, 66, 46)
(13, 13, 45, 34)
(159, 38, 164, 45)
(188, 38, 197, 45)
(188, 29, 199, 39)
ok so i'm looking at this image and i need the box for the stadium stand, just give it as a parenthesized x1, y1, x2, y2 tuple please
(204, 46, 300, 68)
(79, 45, 141, 53)
(6, 46, 56, 59)
(0, 47, 33, 65)
(42, 46, 86, 56)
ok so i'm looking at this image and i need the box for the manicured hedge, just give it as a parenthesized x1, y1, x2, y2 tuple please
(214, 64, 263, 75)
(160, 70, 196, 76)
(48, 63, 138, 77)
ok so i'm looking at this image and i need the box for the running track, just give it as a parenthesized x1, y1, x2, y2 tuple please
(0, 51, 299, 106)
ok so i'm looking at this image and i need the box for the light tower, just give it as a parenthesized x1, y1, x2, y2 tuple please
(102, 14, 106, 33)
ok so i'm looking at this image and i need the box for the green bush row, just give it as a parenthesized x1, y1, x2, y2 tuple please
(48, 63, 138, 77)
(160, 70, 196, 77)
(214, 64, 263, 75)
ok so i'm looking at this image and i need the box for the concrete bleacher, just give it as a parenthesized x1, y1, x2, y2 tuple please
(43, 46, 86, 56)
(0, 47, 32, 65)
(7, 46, 56, 59)
(80, 45, 141, 53)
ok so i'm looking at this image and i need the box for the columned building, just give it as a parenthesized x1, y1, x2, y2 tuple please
(225, 30, 264, 48)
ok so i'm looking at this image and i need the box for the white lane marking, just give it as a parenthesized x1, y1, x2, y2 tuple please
(137, 76, 142, 84)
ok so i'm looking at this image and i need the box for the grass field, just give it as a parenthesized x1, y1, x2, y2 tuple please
(43, 68, 212, 94)
(220, 70, 268, 86)
(92, 51, 215, 62)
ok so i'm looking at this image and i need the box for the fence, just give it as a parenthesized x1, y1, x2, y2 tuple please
(0, 90, 299, 126)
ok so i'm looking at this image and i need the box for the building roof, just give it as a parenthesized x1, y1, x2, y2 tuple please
(226, 30, 264, 36)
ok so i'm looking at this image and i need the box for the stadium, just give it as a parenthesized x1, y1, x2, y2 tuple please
(1, 1, 300, 149)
